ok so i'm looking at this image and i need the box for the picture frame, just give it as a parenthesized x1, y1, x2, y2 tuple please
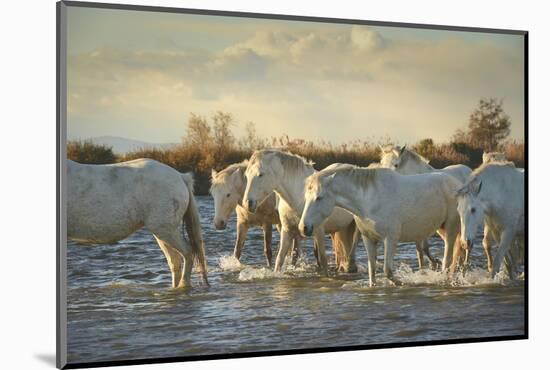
(57, 1, 528, 368)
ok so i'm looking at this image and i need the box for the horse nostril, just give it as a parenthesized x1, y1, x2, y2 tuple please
(220, 220, 225, 227)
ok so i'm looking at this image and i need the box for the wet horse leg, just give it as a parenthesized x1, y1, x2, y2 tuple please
(263, 223, 273, 267)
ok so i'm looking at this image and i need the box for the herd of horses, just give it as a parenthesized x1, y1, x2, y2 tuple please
(67, 145, 525, 288)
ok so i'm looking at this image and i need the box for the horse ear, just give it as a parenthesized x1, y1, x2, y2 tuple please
(456, 184, 469, 197)
(474, 180, 483, 195)
(211, 168, 218, 178)
(323, 173, 337, 185)
(400, 145, 407, 155)
(231, 168, 244, 188)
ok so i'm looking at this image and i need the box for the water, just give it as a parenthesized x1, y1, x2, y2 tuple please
(67, 196, 525, 364)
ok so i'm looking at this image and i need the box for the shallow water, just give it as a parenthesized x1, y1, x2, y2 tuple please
(67, 196, 525, 364)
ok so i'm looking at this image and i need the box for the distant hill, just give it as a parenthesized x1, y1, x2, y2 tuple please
(87, 136, 178, 154)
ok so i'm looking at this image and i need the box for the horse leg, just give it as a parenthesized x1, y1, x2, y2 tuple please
(483, 223, 494, 273)
(153, 228, 193, 288)
(330, 233, 342, 270)
(291, 237, 300, 265)
(449, 237, 466, 276)
(314, 228, 328, 276)
(415, 240, 425, 270)
(440, 222, 459, 271)
(263, 224, 273, 267)
(348, 226, 361, 273)
(362, 235, 378, 287)
(422, 239, 440, 270)
(492, 230, 516, 279)
(154, 237, 183, 288)
(503, 250, 517, 280)
(504, 237, 520, 279)
(516, 237, 525, 279)
(312, 239, 321, 267)
(334, 224, 358, 273)
(383, 236, 398, 282)
(274, 229, 293, 273)
(233, 222, 249, 261)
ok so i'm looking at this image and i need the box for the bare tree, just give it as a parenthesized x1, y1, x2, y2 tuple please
(212, 111, 235, 155)
(184, 113, 212, 148)
(240, 121, 266, 150)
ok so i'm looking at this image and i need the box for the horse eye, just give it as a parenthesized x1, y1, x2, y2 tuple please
(316, 196, 323, 201)
(471, 208, 476, 213)
(226, 193, 231, 198)
(258, 173, 263, 177)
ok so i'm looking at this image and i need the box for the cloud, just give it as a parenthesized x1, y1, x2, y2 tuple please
(350, 26, 386, 52)
(67, 24, 524, 144)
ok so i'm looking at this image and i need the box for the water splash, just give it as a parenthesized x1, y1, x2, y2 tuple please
(218, 255, 244, 272)
(238, 267, 284, 281)
(237, 257, 317, 282)
(338, 264, 514, 289)
(395, 263, 509, 287)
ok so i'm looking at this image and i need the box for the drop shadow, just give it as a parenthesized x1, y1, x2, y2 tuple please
(34, 353, 56, 367)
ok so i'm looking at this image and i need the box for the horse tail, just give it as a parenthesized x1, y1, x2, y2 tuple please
(181, 172, 209, 286)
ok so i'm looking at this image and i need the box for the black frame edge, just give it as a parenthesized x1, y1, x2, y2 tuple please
(61, 0, 527, 35)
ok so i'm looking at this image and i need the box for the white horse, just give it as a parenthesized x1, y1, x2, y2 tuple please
(379, 144, 472, 269)
(478, 151, 513, 270)
(299, 165, 462, 286)
(243, 150, 358, 275)
(67, 159, 208, 288)
(455, 162, 524, 278)
(210, 161, 283, 267)
(380, 145, 471, 182)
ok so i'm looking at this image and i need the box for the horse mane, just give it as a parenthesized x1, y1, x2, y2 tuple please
(381, 144, 429, 164)
(401, 147, 430, 164)
(250, 149, 315, 175)
(380, 144, 395, 154)
(210, 160, 248, 186)
(307, 164, 380, 190)
(472, 161, 517, 177)
(458, 161, 517, 197)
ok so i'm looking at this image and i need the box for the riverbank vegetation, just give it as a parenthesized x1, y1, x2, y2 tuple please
(68, 98, 524, 195)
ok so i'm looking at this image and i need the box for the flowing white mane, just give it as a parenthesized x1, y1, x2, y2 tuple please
(211, 160, 248, 187)
(249, 149, 315, 175)
(471, 161, 516, 177)
(381, 144, 430, 165)
(307, 164, 381, 190)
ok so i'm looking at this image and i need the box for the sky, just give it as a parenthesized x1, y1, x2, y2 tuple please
(66, 6, 525, 145)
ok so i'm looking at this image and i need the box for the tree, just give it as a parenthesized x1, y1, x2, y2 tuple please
(466, 98, 511, 150)
(185, 113, 212, 148)
(240, 121, 266, 150)
(212, 111, 235, 155)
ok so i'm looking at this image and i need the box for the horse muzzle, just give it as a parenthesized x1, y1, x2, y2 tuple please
(245, 199, 257, 213)
(214, 219, 227, 230)
(300, 223, 313, 237)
